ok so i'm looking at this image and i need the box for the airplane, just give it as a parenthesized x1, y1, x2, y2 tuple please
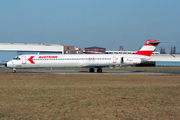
(5, 40, 160, 73)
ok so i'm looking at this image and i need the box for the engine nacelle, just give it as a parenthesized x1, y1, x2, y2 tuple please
(121, 57, 142, 65)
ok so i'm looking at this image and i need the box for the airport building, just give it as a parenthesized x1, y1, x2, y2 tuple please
(147, 54, 180, 66)
(84, 46, 106, 54)
(106, 50, 160, 54)
(0, 43, 83, 55)
(64, 46, 83, 54)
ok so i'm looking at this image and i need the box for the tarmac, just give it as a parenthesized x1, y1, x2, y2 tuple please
(1, 68, 179, 75)
(35, 69, 179, 75)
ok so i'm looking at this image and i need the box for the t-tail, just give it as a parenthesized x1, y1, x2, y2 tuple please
(134, 40, 160, 56)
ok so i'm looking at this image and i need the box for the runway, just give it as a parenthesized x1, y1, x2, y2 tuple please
(1, 67, 179, 75)
(32, 69, 180, 75)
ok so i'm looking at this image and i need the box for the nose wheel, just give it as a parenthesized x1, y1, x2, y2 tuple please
(13, 68, 16, 73)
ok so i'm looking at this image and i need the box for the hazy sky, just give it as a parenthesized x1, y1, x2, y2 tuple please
(0, 0, 180, 61)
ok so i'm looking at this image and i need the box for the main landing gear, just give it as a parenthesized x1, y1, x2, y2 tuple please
(97, 68, 102, 73)
(89, 68, 103, 73)
(89, 68, 94, 72)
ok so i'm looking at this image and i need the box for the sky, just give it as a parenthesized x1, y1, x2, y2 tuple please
(0, 0, 180, 62)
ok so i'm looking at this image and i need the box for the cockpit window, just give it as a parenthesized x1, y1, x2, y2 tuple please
(13, 56, 21, 60)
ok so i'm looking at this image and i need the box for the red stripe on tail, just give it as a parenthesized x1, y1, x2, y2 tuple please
(134, 40, 160, 56)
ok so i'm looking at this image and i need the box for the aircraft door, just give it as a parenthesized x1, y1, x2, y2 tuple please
(121, 57, 124, 64)
(113, 56, 116, 63)
(22, 56, 26, 64)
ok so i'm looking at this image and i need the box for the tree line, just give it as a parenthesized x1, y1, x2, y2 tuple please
(160, 46, 178, 54)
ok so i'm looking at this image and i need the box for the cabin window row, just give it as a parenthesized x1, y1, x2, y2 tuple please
(32, 58, 112, 61)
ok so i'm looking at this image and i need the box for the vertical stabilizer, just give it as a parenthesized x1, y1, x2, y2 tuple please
(134, 40, 160, 56)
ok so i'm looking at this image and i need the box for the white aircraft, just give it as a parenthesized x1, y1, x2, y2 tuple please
(5, 40, 160, 73)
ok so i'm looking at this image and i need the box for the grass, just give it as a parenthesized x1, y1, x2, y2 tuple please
(0, 74, 180, 119)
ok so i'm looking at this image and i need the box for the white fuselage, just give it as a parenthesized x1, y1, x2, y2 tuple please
(6, 54, 150, 69)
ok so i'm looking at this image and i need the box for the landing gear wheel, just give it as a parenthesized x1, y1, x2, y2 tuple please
(97, 68, 102, 73)
(13, 68, 16, 73)
(89, 68, 95, 72)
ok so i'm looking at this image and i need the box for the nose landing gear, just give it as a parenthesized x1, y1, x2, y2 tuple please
(13, 68, 16, 73)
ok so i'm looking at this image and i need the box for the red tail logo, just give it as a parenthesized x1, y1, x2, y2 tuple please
(28, 56, 35, 64)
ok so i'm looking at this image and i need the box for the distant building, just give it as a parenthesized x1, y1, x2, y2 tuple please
(64, 46, 83, 54)
(85, 46, 106, 54)
(0, 43, 83, 55)
(106, 50, 160, 54)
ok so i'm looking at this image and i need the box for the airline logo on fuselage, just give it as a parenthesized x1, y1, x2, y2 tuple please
(38, 56, 58, 59)
(28, 56, 35, 64)
(27, 56, 58, 64)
